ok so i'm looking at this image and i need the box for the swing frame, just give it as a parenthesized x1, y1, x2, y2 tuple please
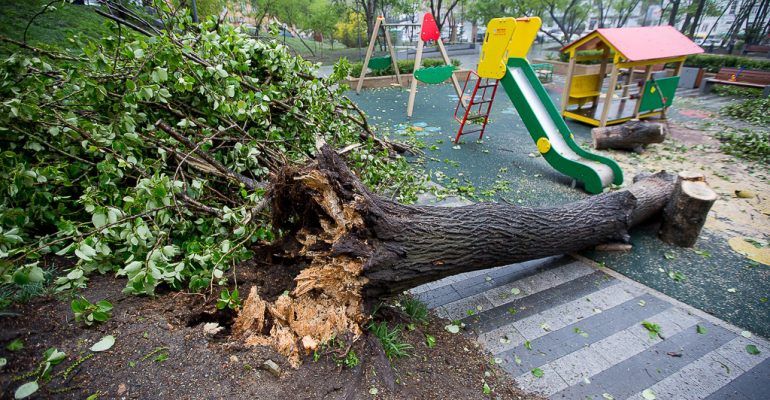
(406, 13, 465, 117)
(355, 16, 402, 94)
(355, 14, 466, 117)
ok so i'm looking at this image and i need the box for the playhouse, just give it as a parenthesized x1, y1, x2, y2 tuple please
(560, 26, 703, 127)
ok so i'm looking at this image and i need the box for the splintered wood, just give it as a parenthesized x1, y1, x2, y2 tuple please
(234, 172, 368, 368)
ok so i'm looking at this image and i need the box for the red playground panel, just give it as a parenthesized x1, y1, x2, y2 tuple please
(420, 13, 440, 41)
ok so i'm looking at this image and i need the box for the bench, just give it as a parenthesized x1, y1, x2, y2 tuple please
(742, 44, 770, 56)
(700, 67, 770, 95)
(531, 63, 553, 83)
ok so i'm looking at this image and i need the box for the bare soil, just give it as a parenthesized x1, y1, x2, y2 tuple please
(0, 259, 540, 400)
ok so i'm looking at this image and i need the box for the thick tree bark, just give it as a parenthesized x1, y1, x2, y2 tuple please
(271, 146, 676, 296)
(592, 121, 667, 152)
(659, 172, 717, 247)
(236, 145, 677, 366)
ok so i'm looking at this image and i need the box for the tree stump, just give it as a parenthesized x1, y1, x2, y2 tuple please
(659, 171, 718, 247)
(592, 120, 667, 152)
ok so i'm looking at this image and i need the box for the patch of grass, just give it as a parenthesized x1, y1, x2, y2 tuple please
(0, 267, 56, 310)
(713, 85, 764, 98)
(368, 321, 413, 359)
(399, 296, 428, 325)
(0, 0, 113, 56)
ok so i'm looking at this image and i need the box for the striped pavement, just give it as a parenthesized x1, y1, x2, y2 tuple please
(410, 256, 770, 399)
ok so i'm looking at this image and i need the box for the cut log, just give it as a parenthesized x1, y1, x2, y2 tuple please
(236, 146, 678, 366)
(659, 171, 717, 247)
(592, 120, 667, 152)
(595, 243, 633, 252)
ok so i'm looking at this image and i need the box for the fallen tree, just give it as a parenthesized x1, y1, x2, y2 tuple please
(592, 120, 667, 152)
(234, 146, 679, 366)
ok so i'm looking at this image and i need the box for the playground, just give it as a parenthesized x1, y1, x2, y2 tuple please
(349, 14, 770, 399)
(1, 3, 769, 399)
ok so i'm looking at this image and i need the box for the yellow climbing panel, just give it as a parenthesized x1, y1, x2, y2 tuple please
(477, 17, 542, 79)
(477, 18, 517, 79)
(507, 17, 541, 58)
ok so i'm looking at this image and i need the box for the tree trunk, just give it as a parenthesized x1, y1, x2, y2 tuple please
(592, 121, 667, 152)
(235, 146, 678, 366)
(659, 172, 717, 247)
(669, 0, 681, 27)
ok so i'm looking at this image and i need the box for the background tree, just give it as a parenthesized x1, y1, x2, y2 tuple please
(613, 0, 643, 27)
(335, 10, 367, 47)
(429, 0, 462, 31)
(307, 0, 343, 47)
(594, 0, 616, 28)
(542, 0, 589, 45)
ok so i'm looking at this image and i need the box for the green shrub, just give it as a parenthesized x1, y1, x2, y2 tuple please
(350, 57, 461, 77)
(558, 50, 610, 65)
(713, 85, 765, 98)
(683, 54, 770, 72)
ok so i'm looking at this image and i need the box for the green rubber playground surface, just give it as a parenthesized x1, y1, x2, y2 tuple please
(350, 82, 770, 338)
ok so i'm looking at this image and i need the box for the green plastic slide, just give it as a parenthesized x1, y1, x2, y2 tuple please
(499, 58, 623, 194)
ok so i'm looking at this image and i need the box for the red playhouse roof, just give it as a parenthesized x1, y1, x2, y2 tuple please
(562, 26, 704, 62)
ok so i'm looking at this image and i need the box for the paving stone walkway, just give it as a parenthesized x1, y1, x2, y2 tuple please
(410, 256, 770, 399)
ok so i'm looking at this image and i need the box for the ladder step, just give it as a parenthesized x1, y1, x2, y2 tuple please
(471, 99, 494, 105)
(465, 113, 489, 120)
(477, 84, 497, 89)
(458, 128, 484, 136)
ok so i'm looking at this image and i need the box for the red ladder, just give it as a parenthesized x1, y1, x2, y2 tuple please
(453, 71, 499, 144)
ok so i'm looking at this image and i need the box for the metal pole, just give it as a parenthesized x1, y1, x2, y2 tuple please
(191, 0, 199, 23)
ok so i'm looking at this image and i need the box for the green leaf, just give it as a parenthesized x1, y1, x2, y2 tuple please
(642, 321, 662, 339)
(696, 325, 707, 334)
(92, 311, 110, 321)
(92, 212, 107, 228)
(6, 339, 24, 352)
(71, 298, 89, 313)
(44, 348, 66, 364)
(14, 381, 39, 399)
(642, 388, 656, 400)
(746, 344, 761, 355)
(524, 341, 532, 350)
(26, 266, 45, 283)
(90, 335, 115, 352)
(510, 287, 521, 295)
(0, 357, 7, 368)
(444, 324, 460, 334)
(12, 269, 30, 285)
(482, 382, 491, 394)
(531, 368, 544, 378)
(425, 334, 436, 348)
(96, 300, 113, 312)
